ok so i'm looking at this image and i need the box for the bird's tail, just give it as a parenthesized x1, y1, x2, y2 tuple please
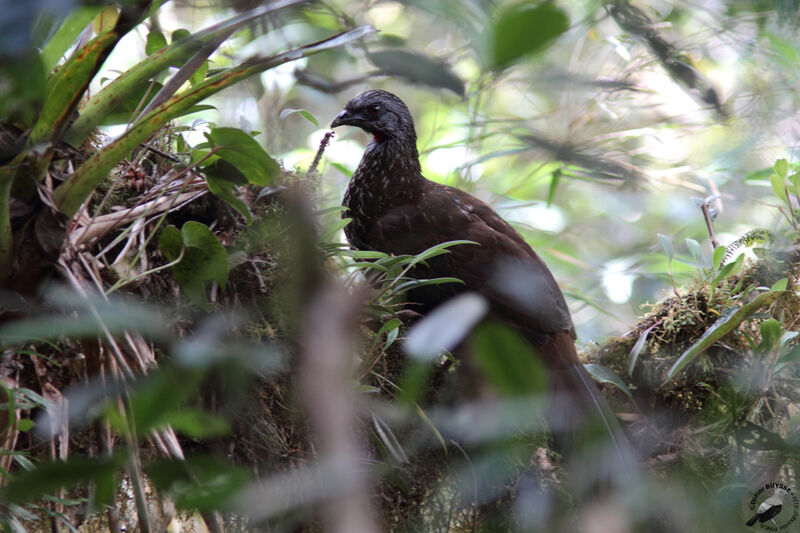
(537, 330, 638, 490)
(746, 514, 759, 527)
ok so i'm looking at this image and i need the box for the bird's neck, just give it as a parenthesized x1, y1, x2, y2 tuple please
(344, 137, 424, 218)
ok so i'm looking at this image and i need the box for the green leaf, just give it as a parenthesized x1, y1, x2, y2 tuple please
(279, 108, 319, 126)
(629, 322, 657, 376)
(490, 1, 569, 69)
(393, 277, 464, 293)
(789, 172, 800, 196)
(408, 240, 478, 269)
(206, 127, 280, 186)
(714, 252, 745, 285)
(685, 238, 702, 265)
(158, 225, 182, 261)
(665, 289, 784, 382)
(770, 172, 789, 205)
(55, 26, 374, 216)
(114, 366, 205, 436)
(584, 364, 633, 400)
(657, 233, 674, 262)
(775, 158, 789, 178)
(166, 409, 230, 438)
(206, 176, 252, 223)
(158, 222, 229, 308)
(41, 7, 104, 71)
(30, 29, 128, 144)
(190, 59, 209, 86)
(0, 454, 127, 504)
(145, 456, 249, 511)
(471, 321, 548, 396)
(712, 245, 726, 271)
(15, 419, 34, 432)
(172, 28, 191, 42)
(180, 222, 229, 287)
(771, 277, 789, 292)
(146, 30, 168, 56)
(758, 318, 782, 354)
(546, 169, 560, 207)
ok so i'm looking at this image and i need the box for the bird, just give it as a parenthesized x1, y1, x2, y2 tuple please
(747, 489, 787, 527)
(330, 89, 636, 481)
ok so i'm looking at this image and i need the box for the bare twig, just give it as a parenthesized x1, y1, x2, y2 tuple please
(701, 196, 719, 249)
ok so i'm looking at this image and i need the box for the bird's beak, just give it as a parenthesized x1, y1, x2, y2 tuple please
(330, 109, 353, 128)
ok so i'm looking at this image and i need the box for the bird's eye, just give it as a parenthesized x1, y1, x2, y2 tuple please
(368, 105, 381, 116)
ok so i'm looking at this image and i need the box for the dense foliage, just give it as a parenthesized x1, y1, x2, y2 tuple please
(1, 0, 800, 531)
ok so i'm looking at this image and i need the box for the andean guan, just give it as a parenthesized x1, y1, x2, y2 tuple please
(331, 90, 636, 479)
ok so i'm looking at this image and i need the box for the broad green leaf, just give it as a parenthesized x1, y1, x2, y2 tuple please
(54, 25, 375, 216)
(41, 7, 104, 71)
(789, 172, 800, 195)
(108, 366, 204, 436)
(758, 318, 782, 354)
(63, 0, 310, 145)
(657, 233, 674, 262)
(172, 28, 191, 43)
(29, 3, 152, 144)
(15, 419, 34, 432)
(190, 59, 209, 85)
(685, 238, 702, 265)
(490, 1, 569, 69)
(770, 172, 789, 205)
(92, 5, 119, 34)
(279, 108, 319, 126)
(472, 321, 547, 396)
(29, 29, 127, 144)
(665, 289, 783, 382)
(206, 175, 253, 224)
(166, 409, 230, 438)
(774, 158, 789, 178)
(180, 221, 229, 288)
(584, 364, 633, 400)
(712, 245, 726, 271)
(146, 30, 168, 56)
(206, 127, 279, 186)
(145, 456, 249, 511)
(771, 278, 789, 292)
(158, 224, 182, 262)
(405, 293, 488, 360)
(713, 253, 745, 286)
(158, 223, 228, 308)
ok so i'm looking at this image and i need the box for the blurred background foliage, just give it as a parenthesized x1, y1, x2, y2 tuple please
(2, 0, 800, 531)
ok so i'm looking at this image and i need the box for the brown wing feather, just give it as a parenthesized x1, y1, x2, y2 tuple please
(365, 181, 574, 343)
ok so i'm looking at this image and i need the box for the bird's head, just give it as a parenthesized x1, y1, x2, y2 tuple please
(330, 90, 416, 144)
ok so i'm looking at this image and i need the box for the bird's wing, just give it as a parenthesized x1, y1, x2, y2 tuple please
(367, 181, 638, 482)
(365, 182, 575, 341)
